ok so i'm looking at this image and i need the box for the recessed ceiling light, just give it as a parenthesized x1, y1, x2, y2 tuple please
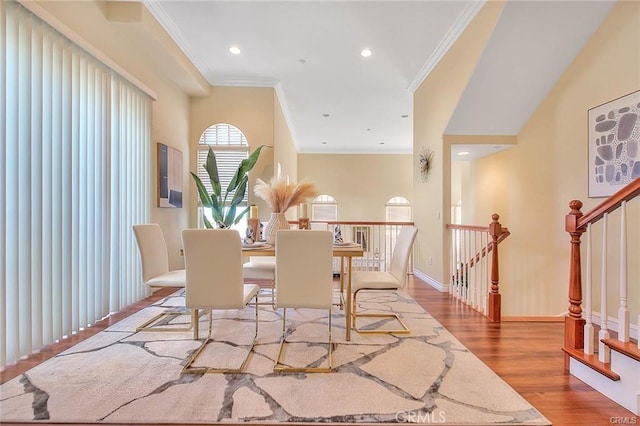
(360, 48, 372, 58)
(229, 46, 241, 55)
(457, 151, 470, 156)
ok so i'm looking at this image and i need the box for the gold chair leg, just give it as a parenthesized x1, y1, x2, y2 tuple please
(274, 308, 333, 373)
(332, 264, 345, 310)
(271, 279, 275, 309)
(182, 296, 259, 374)
(352, 289, 410, 334)
(254, 279, 276, 309)
(192, 309, 199, 340)
(137, 307, 207, 333)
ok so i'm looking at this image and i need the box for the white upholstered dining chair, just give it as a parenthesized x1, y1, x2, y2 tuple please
(133, 224, 191, 332)
(351, 226, 418, 334)
(274, 230, 334, 373)
(181, 228, 259, 374)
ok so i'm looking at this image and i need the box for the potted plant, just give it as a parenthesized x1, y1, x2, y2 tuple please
(191, 145, 268, 228)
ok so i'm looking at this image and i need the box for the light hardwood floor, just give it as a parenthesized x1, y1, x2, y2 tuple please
(1, 276, 635, 425)
(404, 276, 635, 426)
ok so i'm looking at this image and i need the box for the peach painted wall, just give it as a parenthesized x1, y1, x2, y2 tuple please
(298, 154, 413, 221)
(189, 86, 275, 223)
(465, 1, 640, 316)
(274, 95, 299, 220)
(412, 1, 505, 285)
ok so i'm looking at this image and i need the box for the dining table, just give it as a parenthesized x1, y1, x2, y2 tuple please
(242, 242, 364, 341)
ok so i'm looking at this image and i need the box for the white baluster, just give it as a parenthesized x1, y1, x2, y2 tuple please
(475, 230, 481, 310)
(599, 213, 610, 364)
(478, 230, 483, 310)
(461, 229, 466, 301)
(451, 229, 456, 296)
(480, 232, 489, 314)
(584, 224, 595, 355)
(471, 230, 477, 309)
(455, 228, 460, 296)
(477, 231, 483, 313)
(458, 230, 464, 300)
(618, 201, 629, 343)
(455, 228, 460, 298)
(485, 231, 490, 314)
(450, 228, 455, 295)
(464, 229, 470, 302)
(457, 230, 463, 300)
(475, 230, 481, 309)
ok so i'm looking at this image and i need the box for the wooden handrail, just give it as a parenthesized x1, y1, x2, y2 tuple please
(446, 224, 491, 232)
(449, 231, 509, 266)
(577, 176, 640, 228)
(447, 214, 509, 322)
(564, 176, 640, 369)
(447, 223, 510, 264)
(447, 219, 510, 271)
(293, 220, 415, 226)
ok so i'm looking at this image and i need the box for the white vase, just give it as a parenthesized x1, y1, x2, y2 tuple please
(264, 212, 289, 244)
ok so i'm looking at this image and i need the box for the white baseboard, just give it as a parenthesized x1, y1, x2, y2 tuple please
(589, 311, 639, 340)
(412, 275, 638, 339)
(413, 269, 449, 292)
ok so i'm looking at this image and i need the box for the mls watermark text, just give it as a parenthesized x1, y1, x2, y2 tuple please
(610, 417, 637, 424)
(396, 410, 446, 423)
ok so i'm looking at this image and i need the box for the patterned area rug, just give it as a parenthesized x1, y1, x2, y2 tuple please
(0, 290, 550, 424)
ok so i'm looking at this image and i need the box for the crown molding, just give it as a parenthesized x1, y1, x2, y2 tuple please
(18, 0, 157, 99)
(143, 0, 208, 76)
(210, 77, 279, 88)
(274, 82, 300, 152)
(408, 0, 486, 93)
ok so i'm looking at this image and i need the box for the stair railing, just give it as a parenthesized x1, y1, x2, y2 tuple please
(446, 214, 510, 322)
(564, 176, 640, 369)
(290, 220, 416, 274)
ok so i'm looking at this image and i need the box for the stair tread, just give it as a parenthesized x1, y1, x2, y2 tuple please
(601, 338, 640, 362)
(562, 347, 621, 381)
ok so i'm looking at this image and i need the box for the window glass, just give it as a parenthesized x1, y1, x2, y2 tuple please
(197, 123, 249, 232)
(386, 196, 411, 221)
(312, 194, 338, 221)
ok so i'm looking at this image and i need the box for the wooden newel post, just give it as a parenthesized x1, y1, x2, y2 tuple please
(488, 213, 502, 323)
(564, 200, 586, 367)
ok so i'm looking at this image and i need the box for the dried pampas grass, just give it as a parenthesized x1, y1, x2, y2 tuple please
(254, 177, 319, 213)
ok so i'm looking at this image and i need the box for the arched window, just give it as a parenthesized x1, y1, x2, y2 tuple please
(197, 123, 249, 229)
(385, 196, 411, 222)
(312, 194, 338, 221)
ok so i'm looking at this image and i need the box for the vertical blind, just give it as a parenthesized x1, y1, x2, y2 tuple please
(0, 1, 151, 369)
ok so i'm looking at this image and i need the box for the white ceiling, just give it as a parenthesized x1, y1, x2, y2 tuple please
(446, 0, 616, 136)
(143, 0, 615, 156)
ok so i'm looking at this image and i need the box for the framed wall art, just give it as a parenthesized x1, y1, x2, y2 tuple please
(157, 143, 183, 208)
(588, 89, 640, 198)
